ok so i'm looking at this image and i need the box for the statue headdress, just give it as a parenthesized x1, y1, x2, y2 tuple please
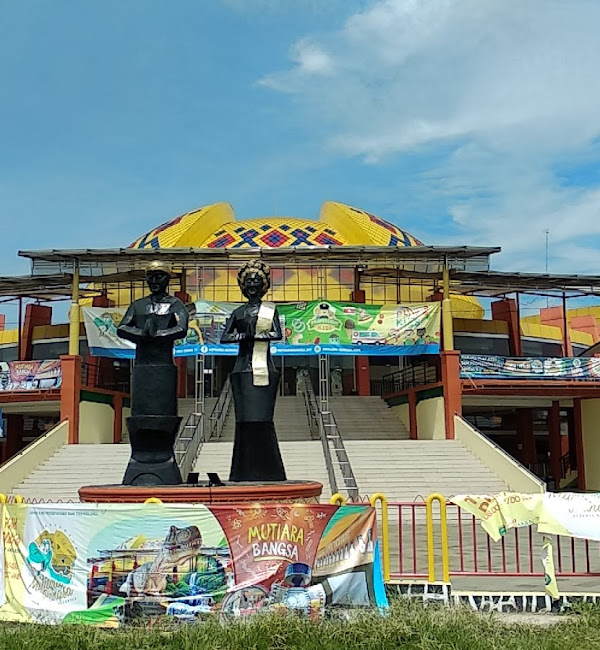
(237, 260, 271, 297)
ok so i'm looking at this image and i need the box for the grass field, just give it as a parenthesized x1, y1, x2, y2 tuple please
(0, 600, 599, 650)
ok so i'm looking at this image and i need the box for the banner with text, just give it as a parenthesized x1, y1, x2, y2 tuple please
(451, 492, 600, 599)
(0, 361, 62, 392)
(460, 354, 600, 381)
(0, 502, 385, 626)
(83, 301, 440, 358)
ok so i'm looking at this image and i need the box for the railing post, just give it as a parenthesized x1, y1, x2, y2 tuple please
(370, 493, 390, 583)
(426, 493, 449, 584)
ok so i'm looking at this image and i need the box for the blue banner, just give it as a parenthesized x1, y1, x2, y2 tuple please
(92, 342, 439, 359)
(460, 354, 600, 380)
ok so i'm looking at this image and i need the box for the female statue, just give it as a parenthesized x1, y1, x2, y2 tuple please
(220, 260, 286, 482)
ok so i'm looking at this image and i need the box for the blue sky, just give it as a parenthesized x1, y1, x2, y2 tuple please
(2, 0, 600, 325)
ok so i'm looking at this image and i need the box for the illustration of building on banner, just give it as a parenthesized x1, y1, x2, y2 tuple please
(0, 503, 386, 626)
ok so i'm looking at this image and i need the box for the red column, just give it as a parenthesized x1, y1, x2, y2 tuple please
(60, 355, 82, 444)
(113, 393, 123, 444)
(175, 291, 191, 398)
(491, 298, 522, 356)
(20, 304, 52, 360)
(6, 414, 24, 459)
(350, 289, 370, 396)
(518, 408, 536, 467)
(441, 351, 461, 439)
(0, 314, 5, 331)
(548, 401, 562, 488)
(573, 398, 586, 490)
(408, 389, 418, 440)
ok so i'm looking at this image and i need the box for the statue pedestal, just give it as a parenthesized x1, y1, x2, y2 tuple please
(122, 415, 182, 486)
(78, 480, 323, 504)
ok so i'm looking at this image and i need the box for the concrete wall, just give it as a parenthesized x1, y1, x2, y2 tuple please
(0, 420, 68, 494)
(391, 402, 410, 431)
(581, 398, 600, 491)
(455, 415, 545, 493)
(416, 396, 445, 440)
(79, 401, 114, 444)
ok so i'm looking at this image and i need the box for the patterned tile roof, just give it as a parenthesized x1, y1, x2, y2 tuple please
(128, 202, 423, 250)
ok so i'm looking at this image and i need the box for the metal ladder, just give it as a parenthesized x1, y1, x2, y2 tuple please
(174, 355, 205, 482)
(309, 360, 359, 501)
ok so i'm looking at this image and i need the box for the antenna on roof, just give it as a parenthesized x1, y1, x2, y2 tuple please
(544, 229, 550, 307)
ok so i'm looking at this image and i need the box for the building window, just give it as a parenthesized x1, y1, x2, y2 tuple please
(454, 334, 510, 356)
(521, 339, 563, 357)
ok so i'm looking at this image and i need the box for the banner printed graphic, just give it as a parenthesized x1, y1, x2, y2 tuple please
(460, 355, 600, 381)
(0, 361, 62, 391)
(0, 503, 384, 626)
(83, 301, 440, 358)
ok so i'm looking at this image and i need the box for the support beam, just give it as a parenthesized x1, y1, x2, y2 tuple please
(573, 398, 586, 490)
(548, 401, 562, 489)
(441, 264, 454, 351)
(60, 354, 82, 444)
(113, 393, 123, 444)
(441, 351, 461, 439)
(68, 263, 81, 356)
(408, 389, 418, 440)
(518, 408, 536, 468)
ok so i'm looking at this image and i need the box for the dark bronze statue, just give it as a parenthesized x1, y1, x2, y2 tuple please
(221, 260, 286, 482)
(117, 261, 189, 485)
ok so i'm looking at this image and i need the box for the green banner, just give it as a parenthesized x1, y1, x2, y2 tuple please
(279, 301, 440, 348)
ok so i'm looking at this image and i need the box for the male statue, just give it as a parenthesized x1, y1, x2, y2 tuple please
(117, 260, 189, 485)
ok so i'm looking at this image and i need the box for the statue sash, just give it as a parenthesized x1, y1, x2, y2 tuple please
(252, 301, 275, 386)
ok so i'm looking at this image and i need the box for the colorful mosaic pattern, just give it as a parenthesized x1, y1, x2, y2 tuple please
(128, 201, 423, 251)
(203, 218, 345, 248)
(346, 206, 424, 247)
(128, 203, 233, 249)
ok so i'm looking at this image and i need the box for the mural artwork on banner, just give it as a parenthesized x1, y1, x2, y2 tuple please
(0, 361, 62, 392)
(83, 301, 440, 358)
(0, 503, 385, 626)
(460, 355, 600, 380)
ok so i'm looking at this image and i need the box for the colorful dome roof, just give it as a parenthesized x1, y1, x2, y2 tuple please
(128, 201, 423, 250)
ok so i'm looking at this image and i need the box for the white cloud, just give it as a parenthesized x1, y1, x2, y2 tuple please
(260, 0, 600, 273)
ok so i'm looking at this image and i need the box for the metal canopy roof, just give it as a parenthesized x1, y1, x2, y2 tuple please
(0, 275, 101, 301)
(18, 245, 500, 277)
(360, 268, 600, 296)
(451, 271, 600, 297)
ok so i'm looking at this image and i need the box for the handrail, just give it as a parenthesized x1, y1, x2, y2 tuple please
(381, 362, 439, 396)
(300, 371, 320, 441)
(300, 370, 358, 500)
(174, 378, 232, 482)
(300, 370, 337, 495)
(209, 377, 232, 441)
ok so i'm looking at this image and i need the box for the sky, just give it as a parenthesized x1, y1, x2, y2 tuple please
(2, 0, 600, 324)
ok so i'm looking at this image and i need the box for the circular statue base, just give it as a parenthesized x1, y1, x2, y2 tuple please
(78, 480, 323, 504)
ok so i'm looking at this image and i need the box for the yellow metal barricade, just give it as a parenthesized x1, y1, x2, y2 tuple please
(329, 493, 346, 506)
(426, 493, 449, 583)
(370, 492, 390, 583)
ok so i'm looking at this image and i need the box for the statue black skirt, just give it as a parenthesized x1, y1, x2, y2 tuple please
(229, 371, 286, 482)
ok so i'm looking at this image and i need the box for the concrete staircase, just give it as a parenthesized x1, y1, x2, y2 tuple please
(194, 396, 332, 497)
(9, 395, 507, 505)
(344, 439, 508, 502)
(218, 396, 312, 442)
(13, 444, 131, 501)
(11, 398, 216, 501)
(328, 396, 409, 440)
